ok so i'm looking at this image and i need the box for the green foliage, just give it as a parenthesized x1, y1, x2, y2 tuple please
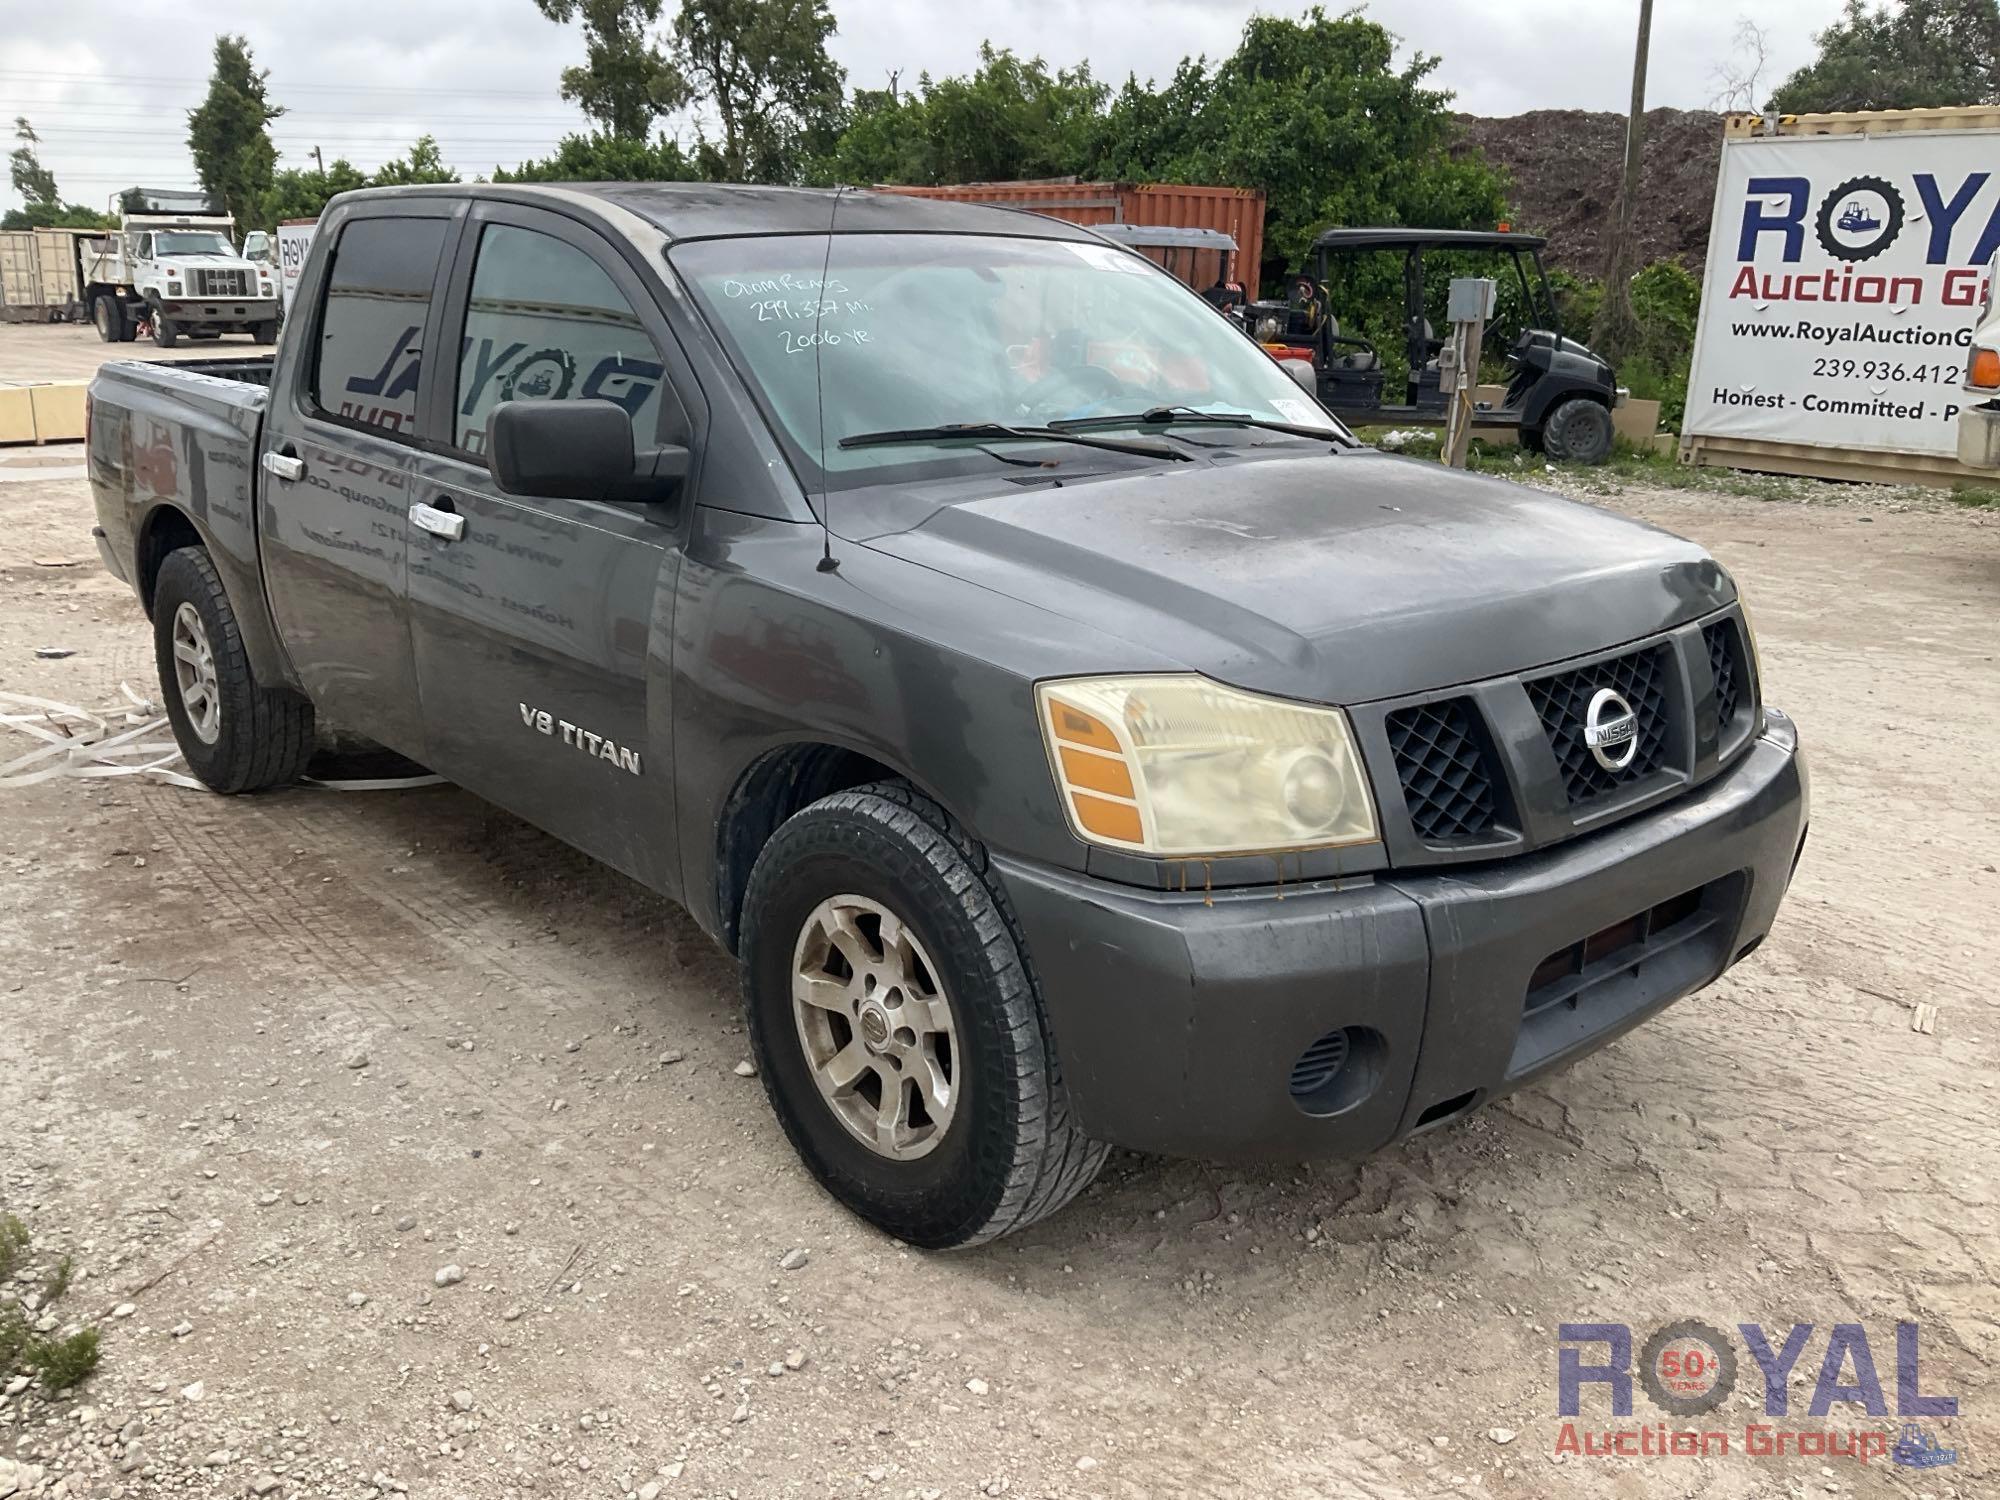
(258, 158, 369, 231)
(10, 116, 58, 207)
(1771, 0, 2000, 113)
(41, 1255, 74, 1303)
(24, 1328, 99, 1392)
(372, 135, 460, 187)
(0, 1214, 26, 1280)
(0, 201, 114, 230)
(1128, 9, 1508, 275)
(674, 0, 845, 183)
(187, 35, 283, 229)
(0, 1214, 99, 1396)
(0, 1309, 25, 1368)
(535, 0, 690, 139)
(494, 131, 699, 182)
(830, 46, 1106, 186)
(818, 8, 1508, 289)
(5, 117, 109, 229)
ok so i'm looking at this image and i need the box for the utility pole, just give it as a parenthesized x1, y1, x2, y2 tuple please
(1592, 0, 1653, 367)
(312, 144, 325, 180)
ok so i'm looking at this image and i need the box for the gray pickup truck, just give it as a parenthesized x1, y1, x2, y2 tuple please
(86, 183, 1808, 1248)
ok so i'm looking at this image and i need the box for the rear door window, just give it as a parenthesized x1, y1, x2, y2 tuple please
(452, 223, 666, 456)
(309, 216, 449, 440)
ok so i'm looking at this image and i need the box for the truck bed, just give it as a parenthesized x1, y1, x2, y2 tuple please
(87, 358, 269, 647)
(155, 354, 276, 387)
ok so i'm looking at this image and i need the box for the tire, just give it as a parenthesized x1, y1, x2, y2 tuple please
(92, 295, 125, 344)
(151, 547, 315, 794)
(740, 782, 1108, 1248)
(1542, 397, 1615, 465)
(151, 313, 179, 349)
(251, 319, 278, 345)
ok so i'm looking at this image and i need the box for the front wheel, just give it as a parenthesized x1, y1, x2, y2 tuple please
(740, 783, 1107, 1248)
(93, 295, 126, 344)
(251, 319, 278, 345)
(1542, 397, 1615, 465)
(152, 547, 315, 793)
(151, 312, 179, 349)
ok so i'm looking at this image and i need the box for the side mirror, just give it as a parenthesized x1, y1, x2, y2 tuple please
(1283, 359, 1317, 393)
(488, 399, 688, 504)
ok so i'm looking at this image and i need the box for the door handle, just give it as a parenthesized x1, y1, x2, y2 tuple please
(409, 500, 466, 542)
(261, 450, 304, 482)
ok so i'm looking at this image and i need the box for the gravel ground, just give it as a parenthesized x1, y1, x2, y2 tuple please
(1, 425, 1995, 1499)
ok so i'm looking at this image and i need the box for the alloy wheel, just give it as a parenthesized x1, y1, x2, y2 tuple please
(790, 894, 959, 1160)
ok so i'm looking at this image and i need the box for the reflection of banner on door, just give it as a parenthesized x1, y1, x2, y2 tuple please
(1684, 130, 1997, 457)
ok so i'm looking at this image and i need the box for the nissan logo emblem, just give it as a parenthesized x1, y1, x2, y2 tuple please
(1584, 688, 1640, 771)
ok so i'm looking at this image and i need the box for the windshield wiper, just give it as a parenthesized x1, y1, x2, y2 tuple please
(1052, 406, 1351, 444)
(838, 422, 1192, 461)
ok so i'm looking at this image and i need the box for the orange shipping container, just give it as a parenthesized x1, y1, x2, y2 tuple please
(878, 181, 1266, 294)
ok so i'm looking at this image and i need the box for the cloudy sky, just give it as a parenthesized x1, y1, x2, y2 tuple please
(3, 0, 1845, 220)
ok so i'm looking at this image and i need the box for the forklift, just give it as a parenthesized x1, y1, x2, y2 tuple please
(1243, 228, 1623, 464)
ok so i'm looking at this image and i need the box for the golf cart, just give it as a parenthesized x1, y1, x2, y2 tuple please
(1243, 228, 1622, 463)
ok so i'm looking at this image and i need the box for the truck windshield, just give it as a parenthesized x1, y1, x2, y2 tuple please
(155, 232, 234, 256)
(671, 232, 1347, 491)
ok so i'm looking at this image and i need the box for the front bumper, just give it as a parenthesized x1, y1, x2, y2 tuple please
(156, 298, 278, 324)
(1959, 401, 2000, 470)
(998, 709, 1807, 1160)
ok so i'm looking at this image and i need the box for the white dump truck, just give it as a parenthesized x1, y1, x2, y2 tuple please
(82, 204, 279, 349)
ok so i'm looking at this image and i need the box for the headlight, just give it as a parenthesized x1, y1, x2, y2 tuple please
(1037, 674, 1379, 856)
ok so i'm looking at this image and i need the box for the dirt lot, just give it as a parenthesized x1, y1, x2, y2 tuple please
(0, 323, 256, 385)
(1, 350, 1996, 1498)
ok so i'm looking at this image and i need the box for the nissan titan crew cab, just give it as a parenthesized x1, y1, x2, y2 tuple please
(85, 184, 1810, 1248)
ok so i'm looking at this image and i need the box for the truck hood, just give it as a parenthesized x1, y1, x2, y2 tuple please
(861, 448, 1731, 703)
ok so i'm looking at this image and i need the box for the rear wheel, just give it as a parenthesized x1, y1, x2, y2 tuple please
(92, 295, 125, 344)
(741, 782, 1107, 1248)
(152, 547, 315, 794)
(1542, 397, 1615, 465)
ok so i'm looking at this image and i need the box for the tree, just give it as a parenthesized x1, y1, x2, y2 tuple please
(372, 135, 460, 186)
(1090, 61, 1214, 182)
(826, 46, 1106, 186)
(494, 131, 699, 182)
(673, 0, 845, 182)
(258, 158, 369, 231)
(187, 35, 283, 229)
(9, 117, 59, 208)
(534, 0, 691, 139)
(1593, 0, 1653, 367)
(1146, 9, 1510, 274)
(1772, 0, 2000, 113)
(1709, 18, 1773, 112)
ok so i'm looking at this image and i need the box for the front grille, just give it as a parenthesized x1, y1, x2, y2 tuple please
(191, 267, 252, 297)
(1385, 697, 1500, 842)
(1527, 644, 1672, 805)
(1704, 620, 1743, 728)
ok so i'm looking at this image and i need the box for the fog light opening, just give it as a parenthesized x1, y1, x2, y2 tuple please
(1412, 1088, 1481, 1132)
(1287, 1026, 1386, 1118)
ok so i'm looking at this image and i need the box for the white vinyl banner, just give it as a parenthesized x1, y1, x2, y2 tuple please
(1684, 130, 1997, 457)
(276, 220, 317, 317)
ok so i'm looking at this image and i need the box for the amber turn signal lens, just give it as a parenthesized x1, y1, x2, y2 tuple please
(1971, 348, 2000, 389)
